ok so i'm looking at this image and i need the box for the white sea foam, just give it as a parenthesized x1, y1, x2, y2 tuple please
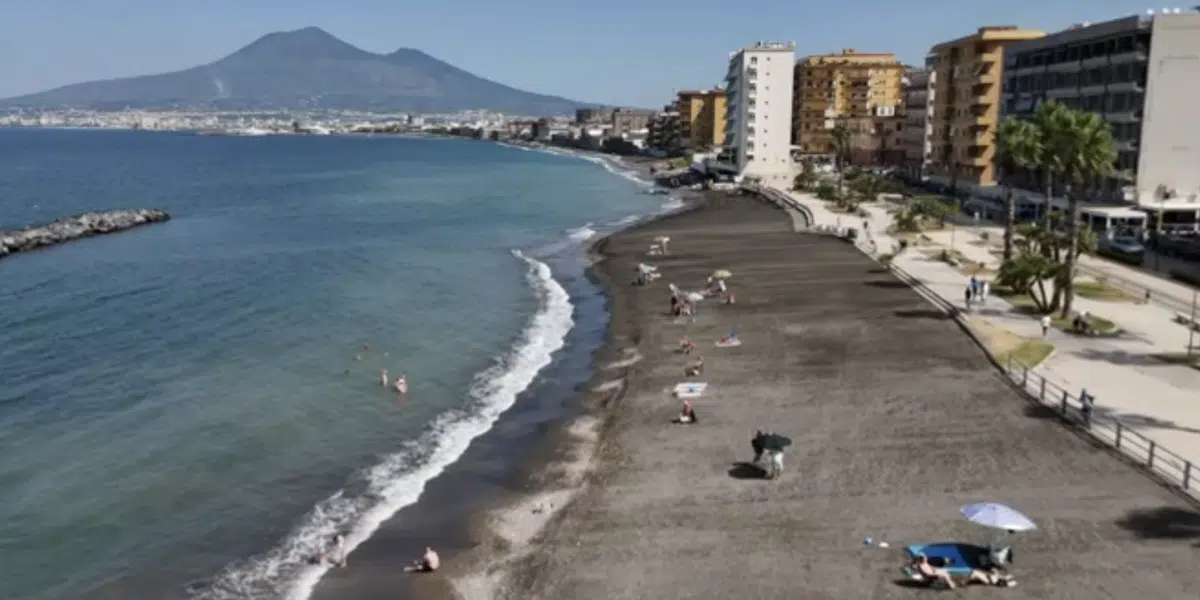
(189, 251, 573, 600)
(564, 223, 597, 242)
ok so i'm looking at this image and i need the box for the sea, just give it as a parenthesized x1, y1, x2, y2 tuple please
(0, 129, 678, 600)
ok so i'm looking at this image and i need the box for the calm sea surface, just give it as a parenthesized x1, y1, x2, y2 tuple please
(0, 129, 669, 600)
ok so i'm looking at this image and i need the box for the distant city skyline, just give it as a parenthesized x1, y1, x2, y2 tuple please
(1, 0, 1155, 107)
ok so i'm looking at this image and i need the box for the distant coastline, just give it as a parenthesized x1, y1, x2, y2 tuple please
(0, 209, 170, 260)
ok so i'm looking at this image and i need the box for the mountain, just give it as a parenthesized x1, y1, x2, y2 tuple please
(0, 27, 593, 115)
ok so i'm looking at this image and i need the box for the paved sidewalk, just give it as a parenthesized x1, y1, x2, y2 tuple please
(773, 184, 1200, 472)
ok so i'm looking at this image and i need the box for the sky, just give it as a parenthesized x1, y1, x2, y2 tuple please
(0, 0, 1161, 107)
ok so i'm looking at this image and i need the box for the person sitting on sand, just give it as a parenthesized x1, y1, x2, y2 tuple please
(911, 554, 955, 588)
(406, 546, 440, 572)
(966, 566, 1015, 587)
(685, 356, 704, 377)
(671, 295, 680, 315)
(679, 337, 696, 354)
(907, 554, 955, 588)
(674, 399, 698, 424)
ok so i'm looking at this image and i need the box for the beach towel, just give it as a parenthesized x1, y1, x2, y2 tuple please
(715, 337, 742, 347)
(673, 382, 708, 398)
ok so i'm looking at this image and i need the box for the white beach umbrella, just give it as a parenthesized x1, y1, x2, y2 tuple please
(960, 503, 1037, 532)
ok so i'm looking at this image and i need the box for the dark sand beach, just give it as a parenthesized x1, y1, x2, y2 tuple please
(446, 194, 1200, 599)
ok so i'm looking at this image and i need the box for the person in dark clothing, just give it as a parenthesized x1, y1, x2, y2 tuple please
(751, 430, 766, 463)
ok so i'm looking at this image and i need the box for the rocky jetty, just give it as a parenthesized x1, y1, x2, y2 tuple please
(0, 209, 170, 259)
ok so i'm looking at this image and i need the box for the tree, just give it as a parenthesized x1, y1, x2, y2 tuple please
(995, 118, 1039, 261)
(997, 216, 1098, 313)
(815, 182, 837, 201)
(892, 195, 952, 232)
(793, 162, 818, 191)
(1056, 110, 1118, 318)
(849, 172, 883, 205)
(1029, 101, 1073, 230)
(830, 123, 852, 201)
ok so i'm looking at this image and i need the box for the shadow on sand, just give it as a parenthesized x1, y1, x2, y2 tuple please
(1115, 506, 1200, 547)
(891, 579, 931, 589)
(727, 461, 765, 480)
(863, 280, 911, 290)
(893, 308, 954, 320)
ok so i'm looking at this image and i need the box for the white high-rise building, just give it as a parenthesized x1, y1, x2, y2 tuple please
(717, 41, 796, 184)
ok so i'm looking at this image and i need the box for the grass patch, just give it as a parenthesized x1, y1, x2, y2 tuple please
(968, 317, 1055, 368)
(1073, 280, 1136, 302)
(993, 287, 1119, 334)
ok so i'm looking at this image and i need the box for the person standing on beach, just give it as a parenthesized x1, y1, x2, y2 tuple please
(323, 533, 347, 568)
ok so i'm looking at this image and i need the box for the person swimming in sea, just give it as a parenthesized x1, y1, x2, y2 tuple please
(381, 369, 389, 388)
(394, 375, 407, 394)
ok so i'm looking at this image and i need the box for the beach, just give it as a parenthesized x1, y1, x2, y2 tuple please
(443, 193, 1200, 599)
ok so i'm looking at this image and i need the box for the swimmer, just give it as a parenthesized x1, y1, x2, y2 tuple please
(394, 376, 407, 394)
(381, 369, 389, 388)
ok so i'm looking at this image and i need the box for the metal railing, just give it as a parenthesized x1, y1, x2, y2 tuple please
(1003, 355, 1197, 501)
(1074, 262, 1198, 316)
(883, 260, 1198, 501)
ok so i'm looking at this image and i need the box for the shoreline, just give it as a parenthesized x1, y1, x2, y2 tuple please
(439, 193, 716, 600)
(305, 148, 689, 600)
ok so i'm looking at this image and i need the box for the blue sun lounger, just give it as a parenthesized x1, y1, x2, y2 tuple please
(904, 542, 986, 577)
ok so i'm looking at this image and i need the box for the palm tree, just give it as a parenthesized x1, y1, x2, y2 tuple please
(1029, 101, 1072, 230)
(1058, 111, 1118, 319)
(995, 118, 1039, 261)
(830, 123, 852, 201)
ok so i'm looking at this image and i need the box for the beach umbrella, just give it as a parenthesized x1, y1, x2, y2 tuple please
(960, 503, 1037, 532)
(712, 269, 733, 280)
(760, 433, 792, 451)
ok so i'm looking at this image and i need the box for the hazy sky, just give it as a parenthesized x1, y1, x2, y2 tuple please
(0, 0, 1155, 107)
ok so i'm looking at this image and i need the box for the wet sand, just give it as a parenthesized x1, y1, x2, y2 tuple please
(451, 194, 1200, 599)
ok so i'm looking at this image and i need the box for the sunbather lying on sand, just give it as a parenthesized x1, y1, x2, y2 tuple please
(910, 554, 956, 588)
(966, 567, 1016, 587)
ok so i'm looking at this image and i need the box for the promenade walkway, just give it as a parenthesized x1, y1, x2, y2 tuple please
(773, 184, 1200, 474)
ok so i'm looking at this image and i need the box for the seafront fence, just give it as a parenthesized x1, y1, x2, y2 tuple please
(883, 260, 1199, 502)
(1003, 355, 1197, 501)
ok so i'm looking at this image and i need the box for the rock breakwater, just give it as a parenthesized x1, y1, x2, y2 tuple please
(0, 209, 170, 259)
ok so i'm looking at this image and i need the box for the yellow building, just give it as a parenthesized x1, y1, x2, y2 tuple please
(793, 49, 905, 155)
(928, 26, 1044, 188)
(674, 89, 727, 149)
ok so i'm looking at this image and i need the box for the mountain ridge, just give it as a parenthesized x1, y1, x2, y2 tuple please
(1, 27, 594, 116)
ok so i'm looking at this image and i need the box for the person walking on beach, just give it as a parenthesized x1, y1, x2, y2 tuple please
(323, 533, 347, 568)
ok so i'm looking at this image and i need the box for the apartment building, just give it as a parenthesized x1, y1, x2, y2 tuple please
(928, 26, 1045, 192)
(574, 108, 614, 125)
(714, 41, 796, 184)
(647, 109, 682, 151)
(675, 89, 727, 149)
(610, 108, 655, 137)
(792, 49, 905, 158)
(1002, 10, 1200, 231)
(901, 63, 935, 179)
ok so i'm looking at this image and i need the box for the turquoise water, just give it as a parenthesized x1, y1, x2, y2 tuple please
(0, 130, 668, 600)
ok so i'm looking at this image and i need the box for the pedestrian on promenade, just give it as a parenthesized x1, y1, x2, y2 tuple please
(964, 286, 973, 311)
(980, 280, 990, 305)
(1040, 314, 1051, 337)
(969, 275, 980, 299)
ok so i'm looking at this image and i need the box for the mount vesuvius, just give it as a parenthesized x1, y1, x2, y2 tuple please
(0, 27, 594, 116)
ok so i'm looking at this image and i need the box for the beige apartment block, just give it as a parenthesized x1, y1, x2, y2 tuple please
(927, 26, 1045, 190)
(792, 49, 904, 156)
(675, 89, 727, 149)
